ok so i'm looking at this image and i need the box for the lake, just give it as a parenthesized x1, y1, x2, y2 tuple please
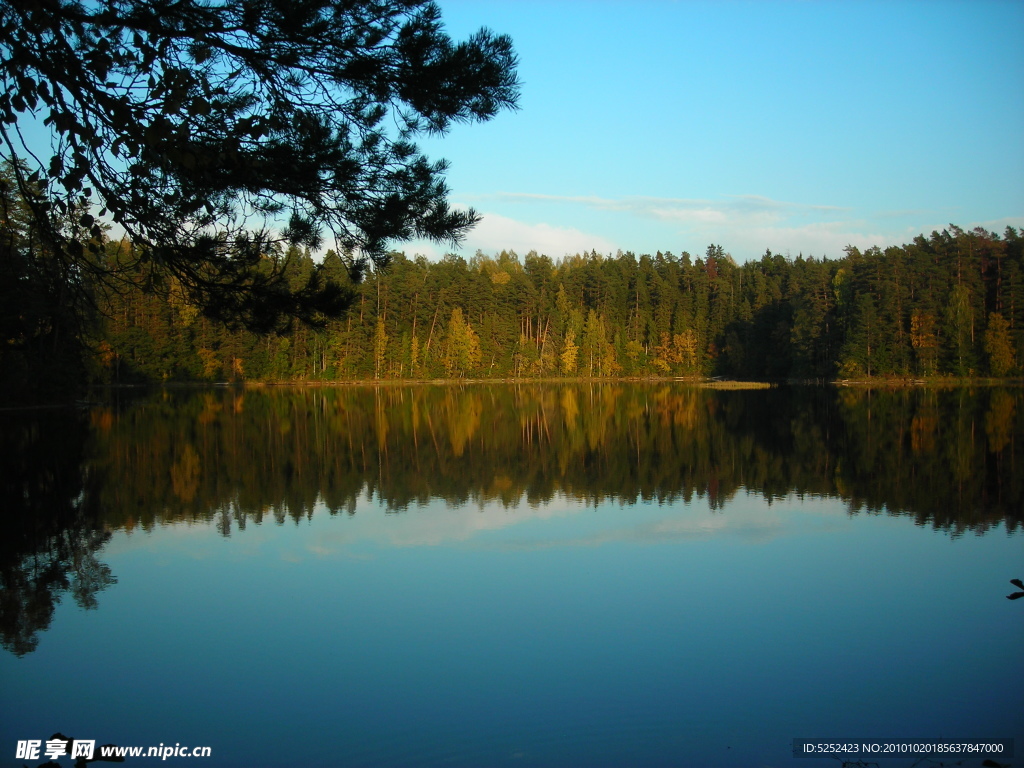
(1, 383, 1021, 768)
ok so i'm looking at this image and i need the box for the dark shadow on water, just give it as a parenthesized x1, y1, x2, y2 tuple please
(1008, 578, 1024, 600)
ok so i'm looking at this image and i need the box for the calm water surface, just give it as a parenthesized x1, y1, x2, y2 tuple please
(1, 384, 1021, 768)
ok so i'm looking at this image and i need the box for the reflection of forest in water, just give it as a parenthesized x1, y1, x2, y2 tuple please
(2, 383, 1021, 655)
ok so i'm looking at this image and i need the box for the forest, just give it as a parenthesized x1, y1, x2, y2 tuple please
(3, 146, 1023, 396)
(90, 223, 1024, 385)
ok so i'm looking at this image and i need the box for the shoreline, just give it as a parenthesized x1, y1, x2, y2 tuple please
(5, 375, 1023, 411)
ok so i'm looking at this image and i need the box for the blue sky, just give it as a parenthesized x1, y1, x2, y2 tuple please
(408, 0, 1024, 263)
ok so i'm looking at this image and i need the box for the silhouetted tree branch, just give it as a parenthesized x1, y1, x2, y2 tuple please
(0, 0, 519, 329)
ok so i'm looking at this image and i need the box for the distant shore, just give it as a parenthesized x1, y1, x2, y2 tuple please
(7, 375, 1024, 411)
(90, 374, 1024, 390)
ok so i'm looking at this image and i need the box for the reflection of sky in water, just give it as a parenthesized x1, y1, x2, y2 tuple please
(3, 494, 1022, 768)
(102, 489, 867, 557)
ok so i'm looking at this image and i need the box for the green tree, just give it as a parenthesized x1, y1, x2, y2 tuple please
(984, 312, 1014, 376)
(910, 310, 939, 376)
(840, 293, 880, 378)
(373, 318, 388, 379)
(944, 284, 976, 375)
(442, 307, 481, 377)
(560, 329, 579, 375)
(581, 309, 603, 375)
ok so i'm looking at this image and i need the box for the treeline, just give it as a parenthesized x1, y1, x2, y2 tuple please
(3, 151, 1023, 394)
(95, 226, 1024, 383)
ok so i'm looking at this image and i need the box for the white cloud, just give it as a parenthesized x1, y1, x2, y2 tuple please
(404, 209, 618, 259)
(467, 211, 618, 256)
(725, 222, 903, 260)
(974, 216, 1024, 235)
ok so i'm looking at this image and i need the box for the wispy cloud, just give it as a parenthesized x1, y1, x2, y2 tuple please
(401, 194, 1021, 263)
(975, 215, 1024, 234)
(730, 222, 899, 259)
(470, 192, 950, 259)
(486, 192, 848, 225)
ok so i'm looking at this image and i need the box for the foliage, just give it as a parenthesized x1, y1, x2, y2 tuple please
(0, 0, 519, 330)
(442, 307, 481, 377)
(0, 160, 97, 400)
(84, 226, 1024, 384)
(984, 312, 1014, 377)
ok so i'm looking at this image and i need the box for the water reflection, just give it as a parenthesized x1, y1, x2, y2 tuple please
(1, 383, 1021, 656)
(0, 409, 115, 656)
(93, 384, 1023, 529)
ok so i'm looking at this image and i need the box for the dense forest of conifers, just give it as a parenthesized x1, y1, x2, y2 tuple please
(93, 224, 1023, 383)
